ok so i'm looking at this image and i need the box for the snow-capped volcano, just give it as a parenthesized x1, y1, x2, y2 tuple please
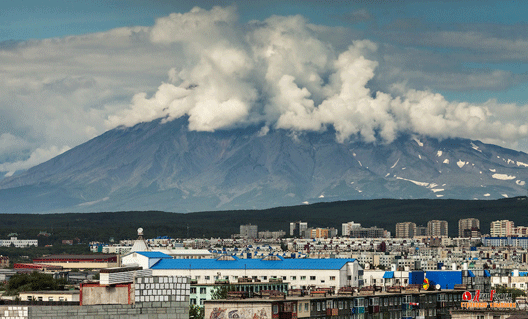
(1, 117, 528, 213)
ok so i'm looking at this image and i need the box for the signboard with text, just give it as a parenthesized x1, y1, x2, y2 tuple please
(460, 290, 516, 309)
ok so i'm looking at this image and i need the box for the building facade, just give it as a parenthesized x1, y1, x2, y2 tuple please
(240, 224, 258, 239)
(342, 222, 361, 237)
(490, 220, 515, 237)
(458, 218, 480, 238)
(395, 222, 416, 238)
(150, 256, 360, 290)
(290, 222, 308, 237)
(0, 237, 38, 248)
(427, 220, 448, 237)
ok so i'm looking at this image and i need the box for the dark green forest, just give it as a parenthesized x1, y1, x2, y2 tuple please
(0, 197, 527, 244)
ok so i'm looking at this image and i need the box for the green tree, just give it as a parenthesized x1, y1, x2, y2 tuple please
(211, 285, 235, 300)
(495, 286, 526, 301)
(190, 304, 204, 319)
(6, 272, 67, 295)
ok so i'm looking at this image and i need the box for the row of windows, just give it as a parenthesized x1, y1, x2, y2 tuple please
(196, 275, 337, 281)
(26, 296, 67, 301)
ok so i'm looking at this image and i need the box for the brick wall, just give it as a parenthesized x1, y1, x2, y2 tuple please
(0, 301, 189, 319)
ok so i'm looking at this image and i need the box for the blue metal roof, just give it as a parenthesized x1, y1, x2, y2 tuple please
(468, 270, 475, 277)
(136, 251, 172, 258)
(383, 271, 394, 279)
(484, 270, 491, 277)
(151, 258, 356, 270)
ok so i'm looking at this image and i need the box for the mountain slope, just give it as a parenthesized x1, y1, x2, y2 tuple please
(1, 118, 528, 213)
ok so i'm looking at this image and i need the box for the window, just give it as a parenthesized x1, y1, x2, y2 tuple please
(317, 302, 321, 311)
(205, 276, 210, 280)
(27, 296, 32, 301)
(273, 305, 279, 314)
(59, 297, 65, 301)
(301, 276, 306, 280)
(338, 301, 343, 309)
(330, 276, 336, 281)
(200, 288, 206, 294)
(282, 276, 287, 280)
(310, 276, 316, 280)
(321, 280, 325, 283)
(347, 276, 352, 280)
(200, 298, 206, 305)
(291, 276, 297, 280)
(261, 276, 267, 280)
(322, 302, 326, 311)
(38, 297, 43, 301)
(190, 299, 197, 305)
(304, 303, 309, 312)
(48, 297, 54, 301)
(190, 287, 197, 294)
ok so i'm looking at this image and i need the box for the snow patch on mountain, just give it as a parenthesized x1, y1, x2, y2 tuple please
(391, 159, 399, 169)
(431, 189, 444, 193)
(437, 150, 443, 157)
(457, 160, 466, 168)
(396, 177, 429, 187)
(471, 142, 482, 152)
(413, 138, 424, 147)
(483, 193, 491, 197)
(443, 159, 449, 164)
(516, 180, 526, 186)
(517, 161, 528, 167)
(492, 174, 516, 180)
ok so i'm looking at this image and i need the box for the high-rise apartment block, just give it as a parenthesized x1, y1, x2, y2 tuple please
(458, 218, 480, 238)
(240, 224, 258, 238)
(490, 220, 515, 237)
(395, 222, 416, 238)
(290, 221, 308, 237)
(342, 221, 361, 237)
(427, 220, 448, 237)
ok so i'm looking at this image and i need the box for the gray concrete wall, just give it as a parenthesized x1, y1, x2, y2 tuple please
(82, 285, 130, 305)
(1, 301, 189, 319)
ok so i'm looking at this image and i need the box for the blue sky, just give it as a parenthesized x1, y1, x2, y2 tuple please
(1, 0, 528, 175)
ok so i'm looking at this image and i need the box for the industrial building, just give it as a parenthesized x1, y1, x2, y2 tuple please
(32, 254, 118, 269)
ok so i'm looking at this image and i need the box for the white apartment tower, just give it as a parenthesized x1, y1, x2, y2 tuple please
(290, 221, 308, 237)
(342, 221, 362, 237)
(490, 220, 515, 237)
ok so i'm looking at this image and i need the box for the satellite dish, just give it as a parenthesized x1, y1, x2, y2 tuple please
(138, 228, 144, 236)
(435, 284, 441, 290)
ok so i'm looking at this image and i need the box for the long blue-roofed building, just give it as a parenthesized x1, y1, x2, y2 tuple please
(144, 255, 359, 290)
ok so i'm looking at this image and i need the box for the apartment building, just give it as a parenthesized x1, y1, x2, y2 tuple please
(427, 220, 448, 237)
(395, 222, 416, 238)
(490, 220, 515, 237)
(240, 224, 258, 239)
(458, 218, 480, 237)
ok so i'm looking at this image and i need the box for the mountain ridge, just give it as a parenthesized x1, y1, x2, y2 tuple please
(1, 117, 528, 213)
